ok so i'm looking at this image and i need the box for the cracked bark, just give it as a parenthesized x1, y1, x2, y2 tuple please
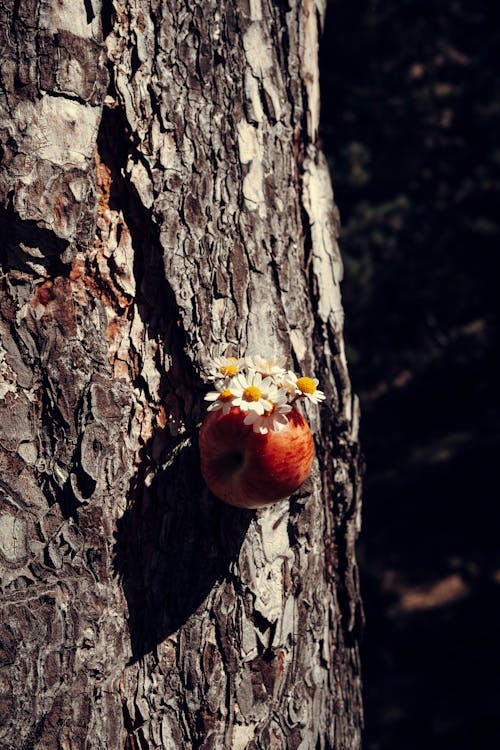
(0, 1, 363, 748)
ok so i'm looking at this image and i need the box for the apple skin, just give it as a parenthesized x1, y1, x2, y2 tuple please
(199, 406, 314, 508)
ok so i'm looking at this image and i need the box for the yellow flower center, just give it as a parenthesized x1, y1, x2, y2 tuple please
(220, 364, 238, 377)
(219, 389, 233, 402)
(264, 401, 276, 416)
(243, 385, 262, 402)
(296, 376, 316, 394)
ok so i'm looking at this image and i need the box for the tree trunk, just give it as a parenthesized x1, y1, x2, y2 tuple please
(0, 1, 363, 748)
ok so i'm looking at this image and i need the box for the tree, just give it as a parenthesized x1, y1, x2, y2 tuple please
(0, 1, 363, 748)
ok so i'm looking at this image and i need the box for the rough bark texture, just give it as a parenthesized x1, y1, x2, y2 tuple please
(0, 1, 363, 748)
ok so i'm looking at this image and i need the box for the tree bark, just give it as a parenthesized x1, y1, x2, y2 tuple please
(0, 1, 363, 748)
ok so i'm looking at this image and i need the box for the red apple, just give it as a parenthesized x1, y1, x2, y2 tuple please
(199, 406, 314, 508)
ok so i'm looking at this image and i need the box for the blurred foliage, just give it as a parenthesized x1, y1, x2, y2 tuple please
(320, 2, 500, 748)
(320, 0, 500, 391)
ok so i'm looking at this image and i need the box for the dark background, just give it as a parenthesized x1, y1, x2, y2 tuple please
(319, 1, 500, 747)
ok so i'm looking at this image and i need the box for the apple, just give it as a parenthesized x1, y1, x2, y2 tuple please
(199, 406, 314, 508)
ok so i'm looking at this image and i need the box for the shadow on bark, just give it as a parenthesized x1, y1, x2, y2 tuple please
(0, 205, 68, 278)
(98, 88, 253, 661)
(113, 437, 252, 661)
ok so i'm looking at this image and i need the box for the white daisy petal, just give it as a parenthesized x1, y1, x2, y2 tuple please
(243, 411, 259, 425)
(209, 355, 242, 381)
(245, 355, 287, 382)
(282, 370, 300, 396)
(252, 401, 265, 415)
(207, 401, 222, 412)
(204, 391, 221, 402)
(204, 379, 236, 412)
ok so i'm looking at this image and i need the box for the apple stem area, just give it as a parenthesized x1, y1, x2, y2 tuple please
(223, 451, 245, 475)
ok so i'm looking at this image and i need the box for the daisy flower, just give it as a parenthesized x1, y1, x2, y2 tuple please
(243, 388, 292, 434)
(230, 372, 275, 415)
(283, 371, 326, 404)
(204, 380, 236, 414)
(245, 354, 287, 382)
(209, 355, 242, 381)
(281, 370, 301, 397)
